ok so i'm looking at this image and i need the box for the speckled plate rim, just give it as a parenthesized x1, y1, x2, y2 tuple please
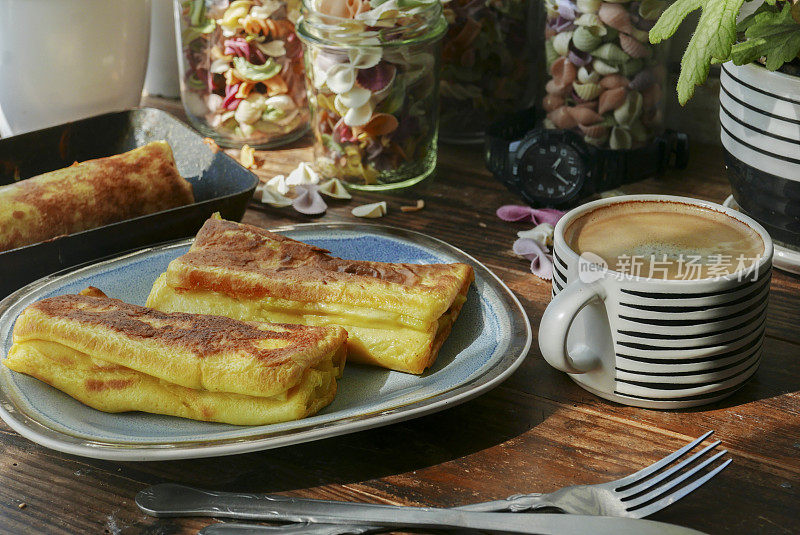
(0, 223, 531, 461)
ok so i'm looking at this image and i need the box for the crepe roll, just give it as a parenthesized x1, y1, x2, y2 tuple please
(147, 217, 474, 374)
(4, 289, 348, 425)
(0, 141, 194, 252)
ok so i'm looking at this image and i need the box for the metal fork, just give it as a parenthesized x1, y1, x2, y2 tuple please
(138, 431, 730, 535)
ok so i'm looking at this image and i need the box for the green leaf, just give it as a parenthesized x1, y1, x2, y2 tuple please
(649, 0, 704, 43)
(232, 57, 281, 82)
(650, 0, 745, 104)
(731, 3, 800, 70)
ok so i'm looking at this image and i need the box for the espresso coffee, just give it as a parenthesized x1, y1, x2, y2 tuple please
(564, 201, 765, 280)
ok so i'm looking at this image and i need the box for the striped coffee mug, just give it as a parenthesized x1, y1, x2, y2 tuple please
(539, 195, 773, 409)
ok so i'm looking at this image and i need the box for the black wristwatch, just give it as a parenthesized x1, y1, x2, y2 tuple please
(485, 107, 690, 209)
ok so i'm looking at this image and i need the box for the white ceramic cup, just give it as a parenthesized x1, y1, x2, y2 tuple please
(539, 195, 774, 409)
(0, 0, 151, 137)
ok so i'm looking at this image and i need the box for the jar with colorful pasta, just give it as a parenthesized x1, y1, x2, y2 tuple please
(542, 0, 668, 150)
(175, 0, 309, 148)
(439, 0, 537, 144)
(296, 0, 447, 189)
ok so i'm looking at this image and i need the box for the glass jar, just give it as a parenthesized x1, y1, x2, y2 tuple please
(296, 0, 447, 190)
(541, 0, 667, 149)
(174, 0, 309, 148)
(439, 0, 538, 144)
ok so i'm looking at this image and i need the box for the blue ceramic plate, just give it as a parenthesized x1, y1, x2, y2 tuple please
(0, 223, 531, 460)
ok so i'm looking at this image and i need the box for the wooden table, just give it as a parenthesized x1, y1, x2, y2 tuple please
(1, 98, 798, 534)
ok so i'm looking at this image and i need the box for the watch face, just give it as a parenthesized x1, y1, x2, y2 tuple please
(518, 141, 585, 204)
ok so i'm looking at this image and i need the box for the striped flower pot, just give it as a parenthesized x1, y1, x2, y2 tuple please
(719, 62, 800, 247)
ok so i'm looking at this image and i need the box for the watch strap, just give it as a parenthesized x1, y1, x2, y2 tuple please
(484, 107, 538, 180)
(593, 130, 687, 189)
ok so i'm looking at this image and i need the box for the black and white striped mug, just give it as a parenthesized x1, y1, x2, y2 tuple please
(539, 195, 773, 408)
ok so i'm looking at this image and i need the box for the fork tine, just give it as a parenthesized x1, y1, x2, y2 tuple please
(624, 449, 729, 509)
(626, 458, 732, 519)
(613, 430, 715, 488)
(618, 440, 722, 497)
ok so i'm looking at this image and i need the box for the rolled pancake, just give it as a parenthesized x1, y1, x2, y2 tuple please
(147, 217, 474, 374)
(4, 289, 348, 425)
(0, 141, 194, 252)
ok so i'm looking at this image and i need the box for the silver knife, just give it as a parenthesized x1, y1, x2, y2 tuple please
(137, 485, 706, 535)
(192, 515, 705, 535)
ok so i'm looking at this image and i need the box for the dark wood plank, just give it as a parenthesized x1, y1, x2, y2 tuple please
(0, 96, 797, 535)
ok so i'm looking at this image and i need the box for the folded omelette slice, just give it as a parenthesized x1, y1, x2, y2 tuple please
(146, 217, 475, 374)
(4, 288, 347, 425)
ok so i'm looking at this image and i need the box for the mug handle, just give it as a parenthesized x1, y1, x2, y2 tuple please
(539, 280, 605, 374)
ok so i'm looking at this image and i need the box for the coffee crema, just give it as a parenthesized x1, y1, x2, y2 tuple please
(564, 201, 765, 280)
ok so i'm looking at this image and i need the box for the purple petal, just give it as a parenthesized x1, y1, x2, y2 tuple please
(532, 208, 566, 226)
(513, 238, 548, 258)
(568, 50, 592, 67)
(530, 253, 555, 280)
(292, 185, 328, 215)
(497, 205, 566, 225)
(513, 238, 554, 280)
(497, 205, 536, 222)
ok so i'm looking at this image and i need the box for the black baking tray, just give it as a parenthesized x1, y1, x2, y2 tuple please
(0, 107, 259, 297)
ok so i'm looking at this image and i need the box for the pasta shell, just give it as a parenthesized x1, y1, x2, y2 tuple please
(546, 79, 571, 96)
(547, 106, 578, 129)
(613, 91, 643, 126)
(318, 178, 352, 199)
(575, 100, 599, 111)
(604, 27, 620, 42)
(618, 59, 643, 77)
(628, 69, 656, 92)
(568, 50, 593, 66)
(609, 126, 632, 150)
(629, 120, 648, 143)
(592, 43, 630, 63)
(627, 27, 651, 42)
(543, 94, 565, 112)
(585, 133, 610, 146)
(593, 58, 619, 75)
(577, 0, 602, 13)
(572, 26, 603, 52)
(577, 65, 601, 84)
(642, 82, 663, 109)
(619, 33, 652, 58)
(568, 106, 603, 126)
(551, 57, 578, 87)
(639, 0, 666, 20)
(579, 123, 609, 139)
(543, 118, 557, 129)
(552, 31, 573, 57)
(352, 201, 387, 218)
(598, 3, 633, 34)
(545, 40, 559, 68)
(358, 113, 398, 137)
(600, 74, 630, 89)
(598, 86, 627, 114)
(573, 81, 603, 101)
(575, 13, 607, 36)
